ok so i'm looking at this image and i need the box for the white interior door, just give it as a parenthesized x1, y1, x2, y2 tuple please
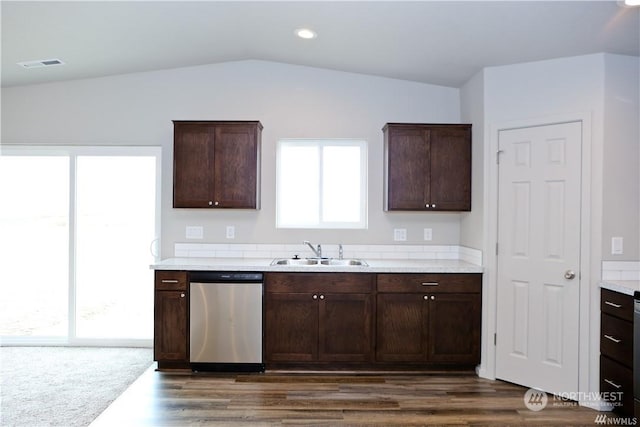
(495, 121, 582, 395)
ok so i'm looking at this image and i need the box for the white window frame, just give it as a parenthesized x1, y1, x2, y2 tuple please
(276, 139, 368, 229)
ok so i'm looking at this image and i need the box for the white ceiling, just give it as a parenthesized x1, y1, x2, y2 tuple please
(2, 1, 639, 88)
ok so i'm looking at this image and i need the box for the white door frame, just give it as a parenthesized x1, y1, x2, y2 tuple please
(479, 112, 603, 408)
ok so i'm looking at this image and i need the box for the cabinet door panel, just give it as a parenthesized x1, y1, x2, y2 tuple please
(265, 293, 318, 362)
(154, 290, 188, 362)
(386, 126, 430, 210)
(213, 124, 259, 208)
(427, 293, 480, 364)
(429, 126, 471, 211)
(173, 124, 214, 207)
(376, 294, 427, 362)
(319, 294, 373, 362)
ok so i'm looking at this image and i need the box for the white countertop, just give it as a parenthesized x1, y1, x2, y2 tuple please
(151, 257, 483, 273)
(599, 280, 640, 296)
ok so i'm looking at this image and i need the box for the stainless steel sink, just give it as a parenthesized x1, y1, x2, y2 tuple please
(271, 258, 368, 267)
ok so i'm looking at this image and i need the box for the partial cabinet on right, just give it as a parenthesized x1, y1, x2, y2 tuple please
(383, 123, 471, 211)
(376, 273, 481, 367)
(600, 288, 634, 417)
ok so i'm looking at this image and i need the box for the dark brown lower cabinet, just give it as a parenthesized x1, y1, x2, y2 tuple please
(376, 274, 481, 366)
(154, 271, 189, 369)
(600, 288, 634, 417)
(264, 273, 374, 367)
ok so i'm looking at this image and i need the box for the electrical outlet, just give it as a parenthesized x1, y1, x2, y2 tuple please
(226, 226, 235, 239)
(611, 237, 623, 255)
(185, 226, 203, 239)
(423, 228, 433, 241)
(394, 228, 407, 241)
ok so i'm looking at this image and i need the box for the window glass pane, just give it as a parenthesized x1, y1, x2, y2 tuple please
(75, 156, 156, 339)
(277, 145, 319, 227)
(322, 145, 361, 223)
(0, 156, 69, 336)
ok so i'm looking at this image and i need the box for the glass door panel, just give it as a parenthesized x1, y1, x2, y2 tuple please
(0, 156, 69, 336)
(75, 156, 156, 339)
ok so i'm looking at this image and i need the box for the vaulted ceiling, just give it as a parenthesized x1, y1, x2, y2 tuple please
(2, 1, 639, 88)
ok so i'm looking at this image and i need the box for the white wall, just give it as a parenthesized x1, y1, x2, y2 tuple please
(469, 53, 639, 398)
(603, 54, 640, 261)
(459, 69, 485, 251)
(1, 60, 463, 258)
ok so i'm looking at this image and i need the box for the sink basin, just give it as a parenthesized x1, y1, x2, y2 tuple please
(271, 258, 368, 267)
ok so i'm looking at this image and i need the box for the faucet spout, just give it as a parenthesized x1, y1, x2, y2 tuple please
(303, 240, 322, 258)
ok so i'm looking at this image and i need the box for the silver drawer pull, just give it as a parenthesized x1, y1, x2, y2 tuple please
(161, 279, 179, 284)
(604, 301, 622, 309)
(421, 282, 439, 286)
(604, 334, 622, 344)
(604, 379, 622, 389)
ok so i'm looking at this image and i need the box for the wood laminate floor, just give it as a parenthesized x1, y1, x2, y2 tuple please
(91, 366, 612, 426)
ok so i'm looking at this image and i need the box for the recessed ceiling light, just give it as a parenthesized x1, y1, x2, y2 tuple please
(620, 0, 640, 6)
(295, 28, 317, 39)
(17, 58, 65, 69)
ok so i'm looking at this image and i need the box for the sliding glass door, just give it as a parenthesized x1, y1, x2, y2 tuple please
(0, 147, 160, 346)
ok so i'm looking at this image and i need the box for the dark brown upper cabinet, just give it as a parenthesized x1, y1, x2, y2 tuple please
(383, 123, 471, 211)
(173, 121, 262, 209)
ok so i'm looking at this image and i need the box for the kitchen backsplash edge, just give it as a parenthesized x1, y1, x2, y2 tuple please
(601, 261, 640, 280)
(174, 243, 483, 266)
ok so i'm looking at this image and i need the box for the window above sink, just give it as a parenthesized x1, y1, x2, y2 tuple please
(276, 139, 368, 229)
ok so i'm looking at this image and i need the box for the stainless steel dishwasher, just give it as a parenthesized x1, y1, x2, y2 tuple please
(189, 271, 264, 372)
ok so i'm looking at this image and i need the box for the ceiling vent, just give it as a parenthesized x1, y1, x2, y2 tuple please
(17, 58, 65, 69)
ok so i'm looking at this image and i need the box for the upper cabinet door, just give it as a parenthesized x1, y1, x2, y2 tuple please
(213, 123, 261, 209)
(173, 121, 262, 209)
(173, 123, 215, 208)
(385, 125, 431, 210)
(384, 123, 471, 211)
(429, 126, 471, 211)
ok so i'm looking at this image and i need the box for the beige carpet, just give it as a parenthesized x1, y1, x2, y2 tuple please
(0, 347, 153, 427)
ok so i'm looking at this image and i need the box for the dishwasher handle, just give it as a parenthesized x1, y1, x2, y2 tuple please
(189, 271, 263, 283)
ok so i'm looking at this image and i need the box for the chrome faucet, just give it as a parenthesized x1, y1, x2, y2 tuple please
(303, 240, 322, 258)
(339, 244, 344, 260)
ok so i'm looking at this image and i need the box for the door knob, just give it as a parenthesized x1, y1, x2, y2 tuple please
(564, 270, 576, 280)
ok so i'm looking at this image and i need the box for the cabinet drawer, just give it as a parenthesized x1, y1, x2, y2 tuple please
(155, 271, 188, 291)
(377, 274, 481, 293)
(266, 273, 374, 293)
(601, 289, 633, 322)
(600, 355, 634, 416)
(601, 313, 633, 367)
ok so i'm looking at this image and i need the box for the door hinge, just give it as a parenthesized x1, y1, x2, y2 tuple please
(496, 149, 504, 164)
(494, 333, 497, 346)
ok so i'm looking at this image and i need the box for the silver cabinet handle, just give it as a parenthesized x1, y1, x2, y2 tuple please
(604, 301, 622, 309)
(180, 293, 185, 298)
(423, 295, 429, 300)
(208, 201, 213, 206)
(319, 295, 325, 300)
(604, 334, 621, 344)
(312, 295, 318, 300)
(421, 282, 439, 286)
(604, 379, 622, 389)
(161, 279, 179, 284)
(431, 295, 435, 300)
(432, 203, 436, 208)
(425, 204, 431, 208)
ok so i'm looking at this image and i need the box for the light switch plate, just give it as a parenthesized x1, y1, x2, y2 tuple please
(424, 228, 433, 241)
(186, 226, 204, 239)
(226, 226, 235, 239)
(394, 228, 407, 241)
(611, 237, 623, 255)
